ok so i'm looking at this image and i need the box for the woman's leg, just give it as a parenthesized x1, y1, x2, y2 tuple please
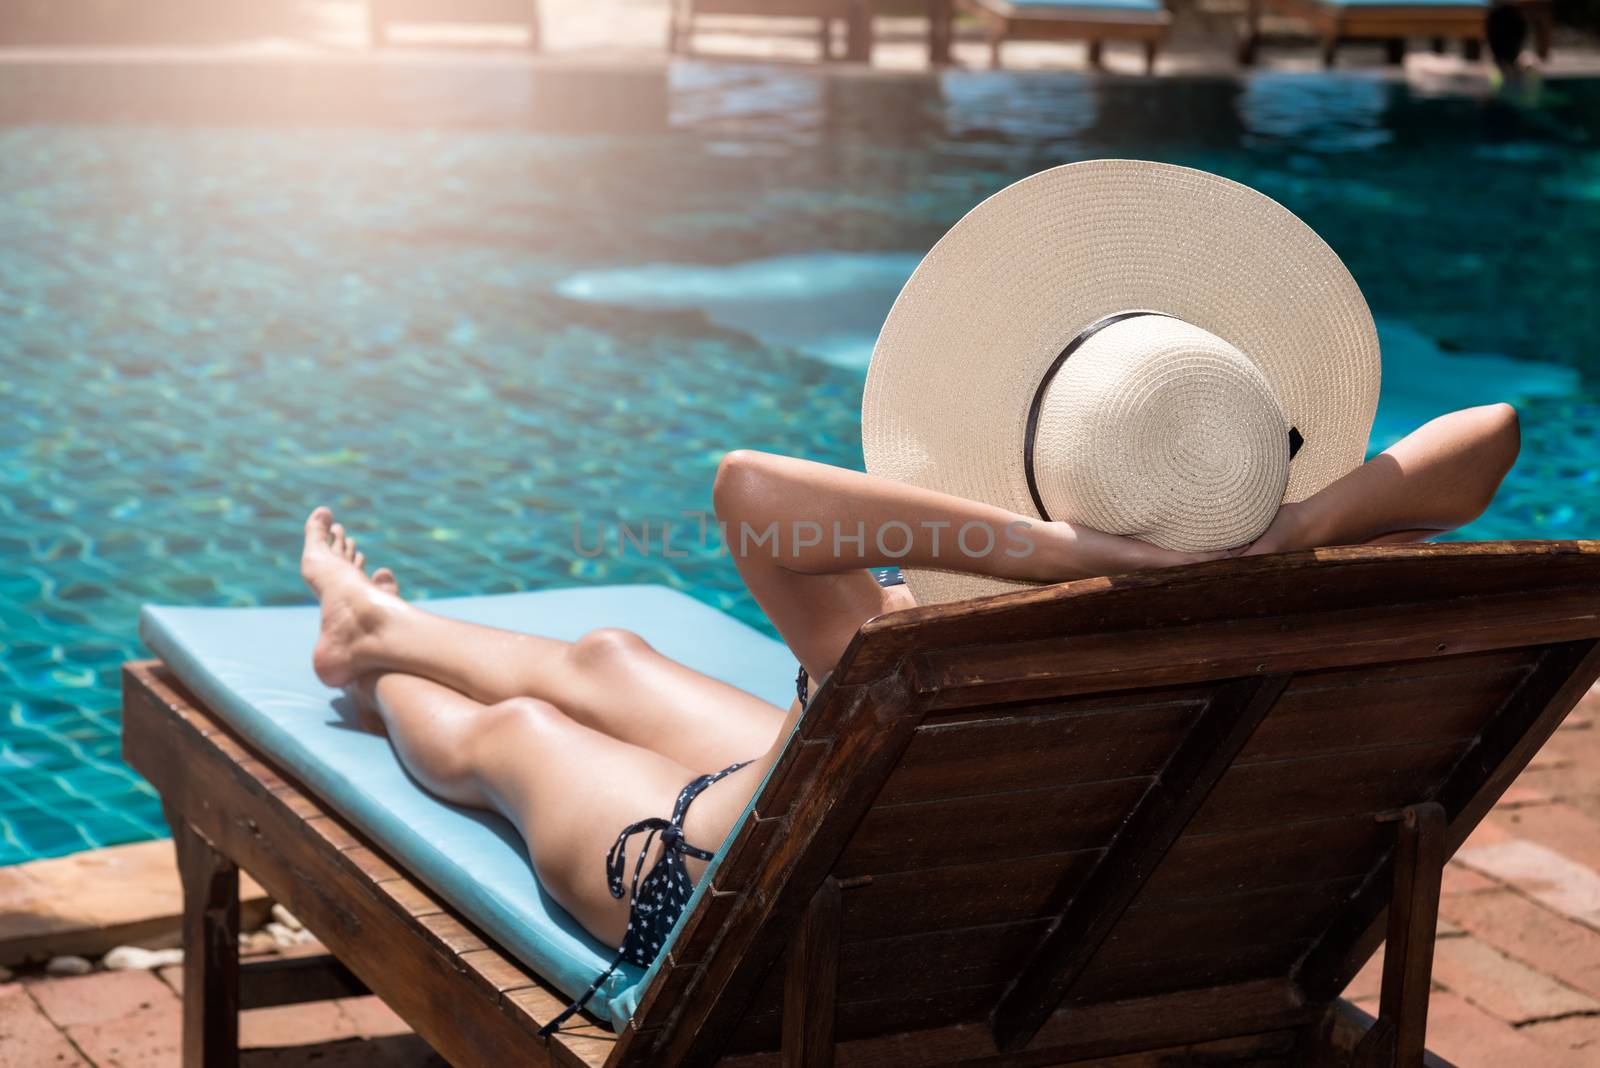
(359, 669, 784, 949)
(301, 508, 785, 773)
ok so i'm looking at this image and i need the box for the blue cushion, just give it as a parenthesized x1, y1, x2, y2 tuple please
(140, 585, 797, 1030)
(1002, 0, 1165, 13)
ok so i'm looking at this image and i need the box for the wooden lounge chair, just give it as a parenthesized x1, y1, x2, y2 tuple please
(668, 0, 875, 62)
(367, 0, 541, 49)
(124, 540, 1600, 1066)
(962, 0, 1170, 74)
(1239, 0, 1486, 67)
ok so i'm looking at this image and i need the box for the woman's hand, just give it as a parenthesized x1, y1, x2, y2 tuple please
(1239, 501, 1317, 556)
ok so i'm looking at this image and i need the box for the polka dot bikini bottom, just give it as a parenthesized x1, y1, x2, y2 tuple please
(540, 759, 750, 1035)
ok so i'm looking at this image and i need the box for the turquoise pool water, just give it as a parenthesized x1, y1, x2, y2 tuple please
(2, 61, 1598, 864)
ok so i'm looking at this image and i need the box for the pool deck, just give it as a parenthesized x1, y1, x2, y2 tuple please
(2, 684, 1599, 1065)
(1, 0, 1598, 79)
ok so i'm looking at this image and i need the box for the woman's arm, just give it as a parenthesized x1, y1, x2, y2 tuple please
(712, 450, 1226, 681)
(1243, 403, 1520, 555)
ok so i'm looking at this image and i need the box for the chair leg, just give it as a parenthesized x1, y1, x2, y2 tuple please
(670, 3, 693, 56)
(818, 16, 833, 60)
(1384, 37, 1405, 64)
(527, 0, 541, 51)
(783, 879, 841, 1068)
(1087, 39, 1104, 69)
(1532, 10, 1551, 59)
(1355, 802, 1446, 1068)
(366, 0, 385, 48)
(989, 26, 1004, 68)
(845, 0, 873, 63)
(928, 0, 954, 65)
(170, 810, 241, 1068)
(1238, 0, 1262, 65)
(1143, 39, 1158, 74)
(1321, 34, 1339, 67)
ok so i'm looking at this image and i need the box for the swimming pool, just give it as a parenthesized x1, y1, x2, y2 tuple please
(2, 59, 1597, 864)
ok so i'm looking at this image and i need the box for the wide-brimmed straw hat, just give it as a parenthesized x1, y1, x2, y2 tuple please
(862, 160, 1381, 605)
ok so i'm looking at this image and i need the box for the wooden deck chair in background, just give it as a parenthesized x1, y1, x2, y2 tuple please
(962, 0, 1170, 73)
(1239, 0, 1488, 67)
(668, 0, 876, 61)
(126, 541, 1600, 1066)
(367, 0, 542, 49)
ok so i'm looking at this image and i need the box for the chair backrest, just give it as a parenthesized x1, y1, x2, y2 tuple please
(612, 541, 1600, 1067)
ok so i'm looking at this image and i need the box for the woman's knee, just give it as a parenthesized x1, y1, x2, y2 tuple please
(481, 696, 567, 740)
(567, 627, 654, 675)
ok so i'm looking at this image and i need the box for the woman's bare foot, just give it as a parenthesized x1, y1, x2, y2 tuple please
(301, 507, 400, 687)
(373, 567, 399, 596)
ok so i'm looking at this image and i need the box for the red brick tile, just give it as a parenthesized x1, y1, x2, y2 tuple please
(1504, 803, 1600, 876)
(241, 1001, 357, 1049)
(1496, 784, 1555, 809)
(337, 996, 411, 1039)
(1425, 989, 1584, 1068)
(1343, 950, 1383, 1003)
(1520, 1014, 1600, 1063)
(1442, 863, 1500, 896)
(1432, 934, 1599, 1023)
(65, 998, 180, 1068)
(1456, 839, 1600, 930)
(1461, 819, 1517, 852)
(0, 983, 89, 1068)
(26, 969, 177, 1029)
(0, 840, 269, 965)
(1442, 890, 1600, 1001)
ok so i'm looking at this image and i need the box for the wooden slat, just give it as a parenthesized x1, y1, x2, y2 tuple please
(1095, 877, 1365, 967)
(836, 775, 1149, 877)
(916, 586, 1600, 708)
(992, 674, 1293, 1051)
(838, 849, 1103, 941)
(783, 879, 842, 1068)
(839, 543, 1600, 687)
(1187, 739, 1471, 836)
(660, 888, 739, 968)
(874, 690, 1205, 805)
(1145, 815, 1391, 901)
(753, 737, 832, 819)
(814, 921, 1053, 1007)
(734, 977, 1312, 1064)
(1071, 939, 1313, 1005)
(418, 912, 487, 955)
(722, 1026, 1299, 1068)
(1238, 651, 1535, 762)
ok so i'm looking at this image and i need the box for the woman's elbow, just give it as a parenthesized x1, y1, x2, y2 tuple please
(1453, 402, 1520, 526)
(1479, 401, 1521, 478)
(712, 449, 767, 523)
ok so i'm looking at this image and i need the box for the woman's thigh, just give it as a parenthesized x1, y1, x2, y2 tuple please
(474, 696, 749, 949)
(543, 628, 789, 774)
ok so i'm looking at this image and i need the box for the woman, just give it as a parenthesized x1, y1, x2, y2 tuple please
(297, 161, 1521, 1024)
